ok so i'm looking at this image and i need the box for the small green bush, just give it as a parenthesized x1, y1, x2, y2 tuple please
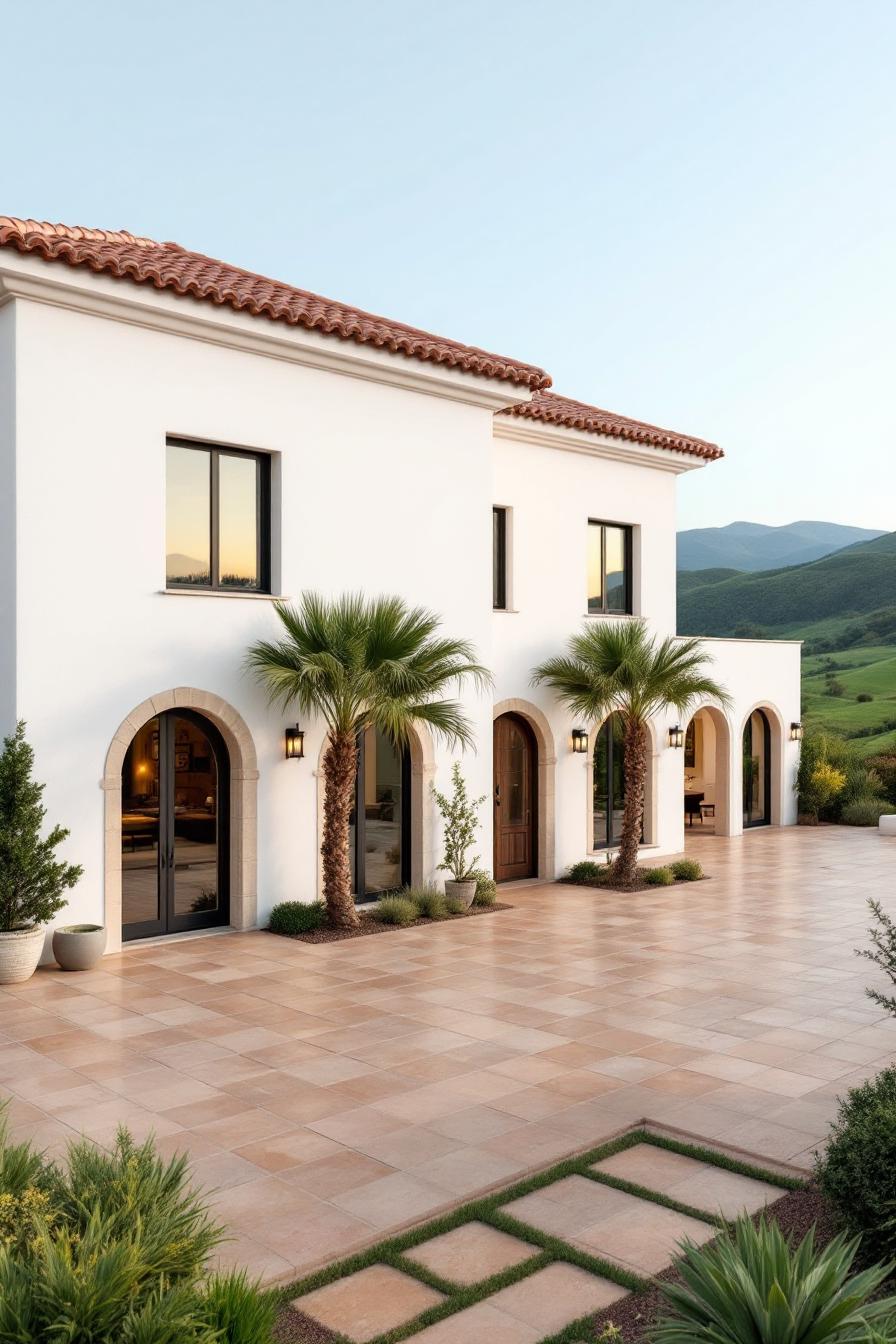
(859, 898, 896, 1018)
(0, 1115, 274, 1343)
(841, 797, 896, 827)
(643, 865, 674, 886)
(375, 896, 419, 926)
(445, 895, 468, 915)
(409, 885, 448, 920)
(564, 860, 603, 884)
(268, 900, 326, 934)
(469, 868, 498, 906)
(857, 692, 874, 703)
(653, 1214, 896, 1344)
(670, 858, 703, 881)
(817, 1067, 896, 1264)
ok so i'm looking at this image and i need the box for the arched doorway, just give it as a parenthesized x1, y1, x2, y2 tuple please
(494, 712, 537, 881)
(121, 710, 230, 940)
(682, 705, 732, 835)
(743, 708, 772, 828)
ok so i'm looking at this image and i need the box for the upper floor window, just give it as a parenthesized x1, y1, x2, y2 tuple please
(166, 440, 271, 591)
(493, 506, 509, 610)
(587, 520, 632, 615)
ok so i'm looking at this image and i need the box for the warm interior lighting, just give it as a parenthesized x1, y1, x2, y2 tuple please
(668, 725, 684, 749)
(285, 725, 305, 760)
(571, 728, 588, 754)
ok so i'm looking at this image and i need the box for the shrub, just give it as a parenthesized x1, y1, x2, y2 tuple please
(268, 900, 326, 934)
(825, 676, 847, 697)
(0, 1115, 274, 1343)
(858, 898, 896, 1018)
(375, 896, 419, 926)
(408, 886, 448, 920)
(469, 868, 498, 906)
(841, 797, 896, 827)
(670, 858, 703, 881)
(445, 895, 468, 915)
(804, 762, 847, 819)
(643, 866, 674, 886)
(816, 1066, 896, 1263)
(564, 860, 603, 884)
(652, 1214, 896, 1344)
(0, 721, 83, 931)
(858, 692, 874, 702)
(431, 763, 486, 881)
(795, 728, 887, 822)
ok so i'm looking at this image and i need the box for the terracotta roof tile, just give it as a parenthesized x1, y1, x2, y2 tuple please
(0, 218, 550, 391)
(501, 389, 722, 461)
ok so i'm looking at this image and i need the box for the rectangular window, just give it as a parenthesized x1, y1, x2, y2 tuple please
(493, 507, 508, 610)
(587, 520, 632, 614)
(166, 440, 270, 591)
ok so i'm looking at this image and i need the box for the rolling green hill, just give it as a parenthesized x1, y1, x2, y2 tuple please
(677, 532, 896, 756)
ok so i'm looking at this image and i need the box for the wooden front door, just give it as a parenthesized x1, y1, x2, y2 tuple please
(493, 713, 536, 882)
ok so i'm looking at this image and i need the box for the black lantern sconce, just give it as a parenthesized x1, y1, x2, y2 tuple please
(790, 722, 804, 742)
(571, 728, 588, 754)
(284, 725, 305, 760)
(668, 725, 684, 749)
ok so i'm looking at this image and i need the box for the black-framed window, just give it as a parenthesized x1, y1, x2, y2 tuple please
(593, 713, 626, 849)
(166, 439, 271, 591)
(493, 507, 508, 610)
(587, 521, 632, 614)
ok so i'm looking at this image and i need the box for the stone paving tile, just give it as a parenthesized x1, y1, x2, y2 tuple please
(294, 1263, 444, 1342)
(408, 1221, 539, 1285)
(579, 1198, 717, 1274)
(410, 1300, 541, 1343)
(487, 1262, 629, 1332)
(592, 1143, 782, 1218)
(4, 826, 894, 1282)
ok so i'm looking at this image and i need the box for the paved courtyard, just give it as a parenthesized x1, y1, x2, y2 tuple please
(2, 825, 895, 1284)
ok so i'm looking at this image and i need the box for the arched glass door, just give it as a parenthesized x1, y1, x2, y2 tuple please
(742, 709, 771, 828)
(593, 713, 626, 849)
(121, 711, 230, 939)
(350, 726, 411, 899)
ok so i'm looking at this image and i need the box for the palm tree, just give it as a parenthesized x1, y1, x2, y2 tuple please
(533, 620, 730, 888)
(247, 593, 490, 929)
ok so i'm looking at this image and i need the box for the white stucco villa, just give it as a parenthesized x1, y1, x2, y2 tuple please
(0, 218, 801, 954)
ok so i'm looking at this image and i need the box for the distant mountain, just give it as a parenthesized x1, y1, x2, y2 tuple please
(677, 520, 885, 572)
(166, 553, 208, 579)
(677, 531, 896, 636)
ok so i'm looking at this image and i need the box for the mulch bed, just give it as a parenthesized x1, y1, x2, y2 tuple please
(583, 1185, 837, 1342)
(268, 902, 512, 944)
(273, 1307, 336, 1344)
(561, 877, 710, 895)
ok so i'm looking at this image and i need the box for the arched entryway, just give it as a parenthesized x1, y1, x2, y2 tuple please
(492, 700, 555, 881)
(120, 710, 230, 940)
(742, 707, 772, 828)
(683, 705, 732, 836)
(102, 689, 258, 952)
(493, 712, 537, 881)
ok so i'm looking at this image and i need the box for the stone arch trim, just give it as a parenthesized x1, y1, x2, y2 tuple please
(314, 722, 437, 897)
(101, 688, 259, 952)
(683, 702, 735, 836)
(492, 699, 556, 880)
(739, 700, 786, 827)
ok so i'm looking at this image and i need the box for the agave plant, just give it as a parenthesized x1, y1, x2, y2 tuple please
(651, 1215, 896, 1344)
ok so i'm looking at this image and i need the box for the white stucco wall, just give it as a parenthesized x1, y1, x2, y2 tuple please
(0, 305, 15, 734)
(1, 258, 802, 955)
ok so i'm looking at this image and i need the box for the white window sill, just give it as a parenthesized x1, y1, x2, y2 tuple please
(493, 608, 520, 615)
(160, 589, 289, 601)
(584, 611, 637, 619)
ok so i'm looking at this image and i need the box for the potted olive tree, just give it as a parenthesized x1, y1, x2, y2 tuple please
(432, 763, 486, 908)
(0, 722, 83, 984)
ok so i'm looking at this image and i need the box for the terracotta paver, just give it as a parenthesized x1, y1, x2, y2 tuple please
(592, 1142, 782, 1218)
(487, 1262, 628, 1331)
(3, 827, 895, 1282)
(294, 1263, 443, 1342)
(408, 1220, 539, 1284)
(410, 1300, 541, 1343)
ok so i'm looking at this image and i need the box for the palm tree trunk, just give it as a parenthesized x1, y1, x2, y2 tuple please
(614, 717, 647, 888)
(321, 730, 360, 929)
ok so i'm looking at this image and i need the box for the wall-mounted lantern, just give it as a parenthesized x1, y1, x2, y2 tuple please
(284, 725, 305, 760)
(668, 725, 684, 749)
(790, 721, 804, 741)
(571, 728, 588, 754)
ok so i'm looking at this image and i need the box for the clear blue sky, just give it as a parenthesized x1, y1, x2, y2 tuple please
(4, 0, 894, 530)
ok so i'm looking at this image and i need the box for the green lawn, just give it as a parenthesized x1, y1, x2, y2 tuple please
(801, 638, 896, 754)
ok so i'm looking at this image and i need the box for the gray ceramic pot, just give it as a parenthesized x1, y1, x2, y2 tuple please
(444, 879, 477, 909)
(52, 924, 107, 972)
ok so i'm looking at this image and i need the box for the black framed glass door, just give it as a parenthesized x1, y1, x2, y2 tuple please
(122, 710, 229, 940)
(350, 726, 411, 900)
(742, 709, 771, 828)
(593, 713, 626, 849)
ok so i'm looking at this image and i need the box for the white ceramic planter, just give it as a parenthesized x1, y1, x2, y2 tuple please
(53, 924, 107, 972)
(444, 879, 477, 909)
(0, 926, 46, 985)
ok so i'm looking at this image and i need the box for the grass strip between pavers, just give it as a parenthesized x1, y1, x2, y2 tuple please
(278, 1126, 804, 1344)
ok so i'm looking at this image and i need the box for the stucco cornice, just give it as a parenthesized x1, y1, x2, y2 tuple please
(494, 415, 705, 474)
(0, 257, 532, 413)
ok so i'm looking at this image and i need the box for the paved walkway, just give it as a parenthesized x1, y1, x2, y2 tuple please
(2, 826, 894, 1283)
